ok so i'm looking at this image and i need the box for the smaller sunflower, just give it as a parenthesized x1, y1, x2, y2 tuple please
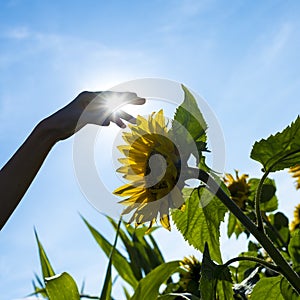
(179, 256, 201, 296)
(224, 170, 250, 210)
(290, 204, 300, 232)
(289, 165, 300, 190)
(113, 110, 183, 230)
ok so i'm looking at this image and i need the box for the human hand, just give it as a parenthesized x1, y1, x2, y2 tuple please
(42, 91, 146, 141)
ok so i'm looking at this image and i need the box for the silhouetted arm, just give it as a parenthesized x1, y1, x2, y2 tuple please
(0, 91, 145, 230)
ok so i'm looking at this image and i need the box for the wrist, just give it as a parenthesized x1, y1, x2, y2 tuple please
(35, 118, 62, 145)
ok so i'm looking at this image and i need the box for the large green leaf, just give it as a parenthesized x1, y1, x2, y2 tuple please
(131, 261, 180, 300)
(267, 212, 290, 246)
(248, 178, 278, 212)
(288, 229, 300, 268)
(34, 230, 55, 279)
(45, 272, 80, 300)
(280, 277, 300, 300)
(216, 280, 234, 300)
(171, 85, 208, 163)
(172, 187, 227, 264)
(82, 217, 138, 289)
(173, 85, 207, 142)
(251, 116, 300, 172)
(227, 211, 246, 238)
(251, 276, 284, 299)
(200, 244, 233, 300)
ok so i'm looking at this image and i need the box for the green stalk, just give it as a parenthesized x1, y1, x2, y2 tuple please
(224, 256, 280, 273)
(193, 168, 300, 294)
(99, 218, 122, 300)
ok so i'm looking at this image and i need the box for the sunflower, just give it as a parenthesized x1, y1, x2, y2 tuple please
(113, 110, 183, 230)
(179, 256, 201, 296)
(290, 204, 300, 232)
(224, 170, 250, 210)
(289, 165, 300, 190)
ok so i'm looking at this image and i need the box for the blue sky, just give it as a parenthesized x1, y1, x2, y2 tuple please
(1, 0, 300, 299)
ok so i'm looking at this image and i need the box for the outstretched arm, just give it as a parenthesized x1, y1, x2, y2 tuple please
(0, 91, 145, 230)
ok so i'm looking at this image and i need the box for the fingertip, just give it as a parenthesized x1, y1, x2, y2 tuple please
(133, 98, 146, 105)
(128, 117, 137, 124)
(114, 118, 126, 128)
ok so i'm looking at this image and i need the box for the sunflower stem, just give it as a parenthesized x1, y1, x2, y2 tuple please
(192, 168, 300, 295)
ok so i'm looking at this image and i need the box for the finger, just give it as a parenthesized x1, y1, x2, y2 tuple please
(128, 97, 146, 105)
(118, 110, 137, 124)
(113, 117, 126, 128)
(102, 119, 110, 126)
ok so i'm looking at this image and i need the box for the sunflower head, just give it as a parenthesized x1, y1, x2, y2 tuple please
(179, 256, 201, 295)
(290, 204, 300, 232)
(289, 165, 300, 190)
(113, 110, 183, 230)
(224, 170, 250, 210)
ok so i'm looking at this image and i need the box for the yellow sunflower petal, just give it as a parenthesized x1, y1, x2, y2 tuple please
(154, 109, 165, 130)
(119, 190, 147, 205)
(117, 145, 130, 155)
(113, 183, 143, 196)
(160, 214, 171, 231)
(145, 218, 157, 233)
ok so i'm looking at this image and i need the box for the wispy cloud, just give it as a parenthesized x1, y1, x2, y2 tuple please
(4, 26, 30, 40)
(260, 22, 293, 67)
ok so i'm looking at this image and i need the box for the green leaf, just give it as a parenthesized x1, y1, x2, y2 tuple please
(45, 272, 80, 300)
(34, 229, 55, 280)
(171, 85, 208, 162)
(100, 219, 122, 300)
(248, 241, 261, 252)
(227, 212, 245, 238)
(148, 234, 165, 265)
(123, 286, 132, 300)
(174, 85, 207, 142)
(280, 277, 300, 300)
(34, 272, 44, 289)
(131, 261, 180, 300)
(251, 116, 300, 172)
(28, 283, 47, 298)
(172, 187, 227, 264)
(267, 212, 290, 246)
(251, 276, 284, 299)
(236, 251, 259, 282)
(248, 178, 278, 212)
(82, 217, 138, 289)
(216, 280, 234, 300)
(288, 229, 300, 268)
(200, 244, 233, 300)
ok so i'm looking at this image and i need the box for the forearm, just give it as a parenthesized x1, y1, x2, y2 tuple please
(0, 120, 58, 230)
